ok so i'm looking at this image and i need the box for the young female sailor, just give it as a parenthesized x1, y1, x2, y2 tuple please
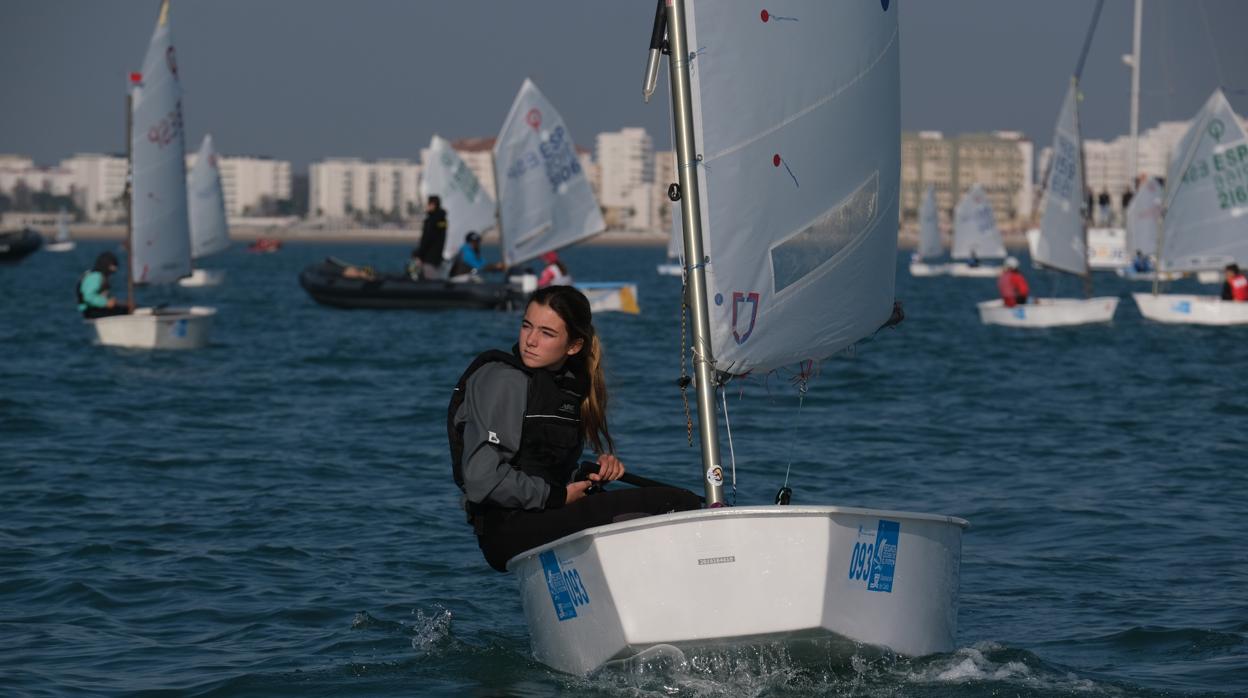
(449, 285, 701, 572)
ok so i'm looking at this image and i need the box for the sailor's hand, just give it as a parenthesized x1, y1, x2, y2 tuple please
(591, 454, 625, 483)
(106, 298, 117, 308)
(565, 480, 594, 504)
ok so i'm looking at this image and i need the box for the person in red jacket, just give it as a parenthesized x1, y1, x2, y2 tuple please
(998, 256, 1030, 307)
(1221, 263, 1248, 302)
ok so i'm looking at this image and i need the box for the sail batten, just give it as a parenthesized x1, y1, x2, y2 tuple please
(1159, 90, 1248, 272)
(682, 0, 900, 375)
(420, 135, 497, 262)
(187, 134, 229, 260)
(129, 0, 191, 285)
(493, 79, 605, 267)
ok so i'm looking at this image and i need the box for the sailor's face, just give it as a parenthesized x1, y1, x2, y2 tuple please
(519, 302, 583, 370)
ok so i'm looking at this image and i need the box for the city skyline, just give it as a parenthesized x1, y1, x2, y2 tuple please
(2, 0, 1246, 171)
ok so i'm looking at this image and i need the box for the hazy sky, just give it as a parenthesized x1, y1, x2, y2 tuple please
(2, 0, 1245, 170)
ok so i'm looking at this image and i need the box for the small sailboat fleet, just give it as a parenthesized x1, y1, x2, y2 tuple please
(909, 185, 948, 276)
(45, 208, 76, 252)
(179, 134, 229, 288)
(508, 0, 966, 675)
(948, 184, 1006, 277)
(1133, 89, 1248, 325)
(90, 0, 215, 350)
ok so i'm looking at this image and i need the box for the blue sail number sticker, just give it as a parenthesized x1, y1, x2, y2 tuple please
(539, 550, 591, 621)
(847, 519, 900, 593)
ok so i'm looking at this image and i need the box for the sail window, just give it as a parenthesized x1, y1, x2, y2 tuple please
(770, 171, 878, 294)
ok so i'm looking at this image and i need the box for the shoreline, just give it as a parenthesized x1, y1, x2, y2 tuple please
(53, 224, 1037, 250)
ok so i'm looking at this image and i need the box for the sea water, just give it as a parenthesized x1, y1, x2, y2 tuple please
(1, 242, 1244, 696)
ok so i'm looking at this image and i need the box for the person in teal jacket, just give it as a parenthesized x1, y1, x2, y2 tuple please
(77, 251, 129, 319)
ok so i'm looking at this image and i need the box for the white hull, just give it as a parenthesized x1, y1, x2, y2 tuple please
(510, 505, 966, 676)
(977, 297, 1119, 327)
(45, 241, 76, 252)
(909, 262, 949, 277)
(948, 262, 1001, 278)
(576, 282, 639, 315)
(177, 268, 226, 287)
(1087, 227, 1128, 270)
(90, 306, 216, 350)
(1196, 270, 1222, 285)
(656, 263, 682, 276)
(1133, 293, 1248, 325)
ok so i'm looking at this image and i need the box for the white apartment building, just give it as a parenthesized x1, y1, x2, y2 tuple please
(596, 128, 654, 229)
(185, 153, 292, 217)
(59, 153, 128, 221)
(1039, 117, 1248, 219)
(652, 150, 676, 233)
(308, 158, 422, 220)
(901, 130, 1034, 226)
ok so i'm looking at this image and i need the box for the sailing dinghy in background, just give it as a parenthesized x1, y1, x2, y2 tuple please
(91, 0, 215, 350)
(45, 208, 76, 252)
(981, 7, 1119, 328)
(493, 79, 638, 314)
(909, 185, 948, 276)
(948, 184, 1006, 276)
(179, 134, 229, 288)
(508, 0, 966, 676)
(1133, 89, 1248, 325)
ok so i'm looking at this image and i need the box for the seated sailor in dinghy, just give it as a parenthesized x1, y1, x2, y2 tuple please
(997, 256, 1030, 308)
(537, 250, 572, 288)
(76, 251, 130, 319)
(449, 285, 700, 572)
(1221, 263, 1248, 302)
(447, 231, 504, 281)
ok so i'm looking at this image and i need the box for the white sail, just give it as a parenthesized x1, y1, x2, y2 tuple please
(680, 0, 899, 374)
(493, 78, 605, 267)
(952, 184, 1006, 260)
(1035, 82, 1087, 276)
(1160, 89, 1248, 272)
(187, 134, 229, 260)
(421, 134, 497, 262)
(129, 0, 191, 285)
(55, 208, 70, 243)
(917, 185, 941, 260)
(1125, 176, 1163, 259)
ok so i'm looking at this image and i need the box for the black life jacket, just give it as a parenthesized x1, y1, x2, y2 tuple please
(448, 346, 587, 499)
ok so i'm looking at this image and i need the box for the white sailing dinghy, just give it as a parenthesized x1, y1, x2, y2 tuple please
(179, 134, 229, 288)
(1115, 177, 1182, 280)
(508, 1, 966, 676)
(980, 48, 1119, 328)
(420, 134, 498, 273)
(1134, 89, 1248, 324)
(949, 184, 1006, 277)
(493, 79, 638, 314)
(45, 208, 76, 252)
(656, 223, 683, 276)
(92, 0, 214, 350)
(910, 185, 948, 276)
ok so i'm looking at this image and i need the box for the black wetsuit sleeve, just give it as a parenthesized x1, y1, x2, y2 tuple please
(456, 363, 560, 510)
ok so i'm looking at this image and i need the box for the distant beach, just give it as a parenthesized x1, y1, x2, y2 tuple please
(61, 223, 1036, 249)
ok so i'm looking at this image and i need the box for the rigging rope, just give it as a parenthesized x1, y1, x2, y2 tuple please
(720, 388, 738, 505)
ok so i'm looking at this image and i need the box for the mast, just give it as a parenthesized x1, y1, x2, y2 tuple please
(125, 80, 135, 311)
(1128, 0, 1142, 193)
(1074, 0, 1104, 298)
(662, 0, 725, 506)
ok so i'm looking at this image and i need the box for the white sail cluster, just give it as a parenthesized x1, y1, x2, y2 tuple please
(680, 0, 901, 374)
(129, 0, 191, 285)
(1125, 176, 1163, 259)
(917, 185, 942, 260)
